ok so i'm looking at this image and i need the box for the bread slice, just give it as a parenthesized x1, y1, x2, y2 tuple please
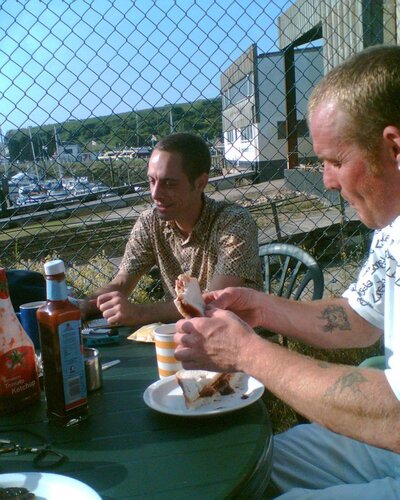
(176, 369, 244, 409)
(127, 322, 161, 342)
(174, 274, 206, 318)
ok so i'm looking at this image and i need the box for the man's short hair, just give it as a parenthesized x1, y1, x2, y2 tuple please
(154, 133, 211, 185)
(308, 45, 400, 165)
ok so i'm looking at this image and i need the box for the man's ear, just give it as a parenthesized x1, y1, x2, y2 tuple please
(196, 173, 209, 191)
(383, 126, 400, 162)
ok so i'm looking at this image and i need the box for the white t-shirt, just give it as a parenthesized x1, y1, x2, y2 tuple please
(343, 215, 400, 399)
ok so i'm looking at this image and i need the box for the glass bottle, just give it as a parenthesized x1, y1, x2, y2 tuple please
(37, 259, 88, 426)
(0, 268, 41, 416)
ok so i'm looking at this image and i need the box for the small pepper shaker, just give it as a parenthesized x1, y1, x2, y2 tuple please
(84, 347, 103, 391)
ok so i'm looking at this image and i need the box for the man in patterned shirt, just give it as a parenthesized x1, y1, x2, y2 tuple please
(82, 132, 262, 326)
(174, 45, 400, 498)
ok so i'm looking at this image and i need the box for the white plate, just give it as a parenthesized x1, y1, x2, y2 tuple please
(143, 374, 264, 416)
(0, 473, 101, 500)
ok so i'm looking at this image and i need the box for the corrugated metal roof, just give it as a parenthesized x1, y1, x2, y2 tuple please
(277, 0, 398, 72)
(220, 44, 256, 91)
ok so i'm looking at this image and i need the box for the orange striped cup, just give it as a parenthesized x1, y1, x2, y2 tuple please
(154, 323, 182, 378)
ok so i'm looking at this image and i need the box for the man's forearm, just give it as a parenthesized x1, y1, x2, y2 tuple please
(240, 336, 400, 452)
(126, 300, 182, 326)
(259, 295, 381, 348)
(81, 296, 183, 326)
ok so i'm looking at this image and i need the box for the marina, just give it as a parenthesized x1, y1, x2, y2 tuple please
(8, 173, 111, 207)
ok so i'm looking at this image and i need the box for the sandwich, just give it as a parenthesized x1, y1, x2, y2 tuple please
(176, 369, 244, 409)
(174, 273, 206, 319)
(174, 274, 244, 409)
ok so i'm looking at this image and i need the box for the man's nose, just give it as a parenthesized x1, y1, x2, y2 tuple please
(151, 181, 161, 198)
(323, 163, 340, 191)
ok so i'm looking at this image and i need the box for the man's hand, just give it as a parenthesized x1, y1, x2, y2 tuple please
(96, 290, 136, 326)
(203, 287, 265, 328)
(174, 306, 258, 372)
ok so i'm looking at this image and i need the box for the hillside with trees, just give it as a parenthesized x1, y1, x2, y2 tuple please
(5, 98, 222, 163)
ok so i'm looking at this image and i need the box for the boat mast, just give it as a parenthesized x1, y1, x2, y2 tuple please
(28, 126, 37, 162)
(28, 126, 40, 180)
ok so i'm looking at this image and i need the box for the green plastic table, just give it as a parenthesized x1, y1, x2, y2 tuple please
(0, 332, 273, 499)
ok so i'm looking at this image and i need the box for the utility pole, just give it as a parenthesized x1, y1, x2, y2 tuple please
(54, 126, 60, 156)
(169, 107, 174, 134)
(136, 112, 139, 147)
(54, 126, 63, 179)
(0, 127, 7, 177)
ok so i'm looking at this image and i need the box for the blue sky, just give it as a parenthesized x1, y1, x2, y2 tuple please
(0, 0, 293, 134)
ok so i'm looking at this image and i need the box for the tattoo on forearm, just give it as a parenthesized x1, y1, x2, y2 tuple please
(319, 305, 351, 333)
(325, 370, 367, 399)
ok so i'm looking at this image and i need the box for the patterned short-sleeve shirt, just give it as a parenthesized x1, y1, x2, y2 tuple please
(119, 195, 262, 298)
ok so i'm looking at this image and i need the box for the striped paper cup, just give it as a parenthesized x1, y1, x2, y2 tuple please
(154, 323, 182, 378)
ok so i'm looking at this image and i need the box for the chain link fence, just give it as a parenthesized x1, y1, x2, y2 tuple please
(1, 0, 391, 299)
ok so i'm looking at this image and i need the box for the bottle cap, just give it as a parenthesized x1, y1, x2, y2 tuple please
(44, 259, 65, 275)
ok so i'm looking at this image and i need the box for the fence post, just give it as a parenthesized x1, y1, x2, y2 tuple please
(270, 200, 282, 242)
(284, 46, 299, 170)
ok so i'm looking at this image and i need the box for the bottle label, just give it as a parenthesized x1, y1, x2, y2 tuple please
(0, 346, 38, 399)
(47, 279, 68, 301)
(58, 320, 87, 409)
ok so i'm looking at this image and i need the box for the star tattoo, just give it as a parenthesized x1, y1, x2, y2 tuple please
(325, 370, 367, 399)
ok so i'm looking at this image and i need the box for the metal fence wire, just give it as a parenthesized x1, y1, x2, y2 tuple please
(0, 0, 392, 299)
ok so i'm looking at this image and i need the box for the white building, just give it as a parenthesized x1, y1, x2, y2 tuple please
(55, 143, 96, 163)
(221, 44, 323, 181)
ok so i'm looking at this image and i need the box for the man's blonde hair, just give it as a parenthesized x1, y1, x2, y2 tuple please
(308, 45, 400, 165)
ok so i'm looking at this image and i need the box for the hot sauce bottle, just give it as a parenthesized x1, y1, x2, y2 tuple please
(37, 259, 88, 426)
(0, 268, 40, 415)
